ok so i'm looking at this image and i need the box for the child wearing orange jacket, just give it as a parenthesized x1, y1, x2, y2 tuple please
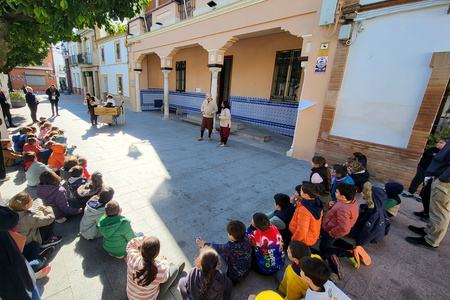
(289, 182, 324, 246)
(47, 143, 66, 171)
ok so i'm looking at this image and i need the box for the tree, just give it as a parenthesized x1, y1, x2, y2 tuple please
(0, 0, 149, 73)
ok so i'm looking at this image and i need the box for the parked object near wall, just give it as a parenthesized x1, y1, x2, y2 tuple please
(10, 91, 26, 108)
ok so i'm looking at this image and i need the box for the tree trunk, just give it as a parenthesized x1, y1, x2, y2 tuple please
(0, 18, 11, 73)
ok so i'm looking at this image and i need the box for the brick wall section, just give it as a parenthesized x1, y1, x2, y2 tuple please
(316, 50, 450, 187)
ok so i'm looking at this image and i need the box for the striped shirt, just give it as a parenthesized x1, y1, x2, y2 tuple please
(126, 237, 170, 300)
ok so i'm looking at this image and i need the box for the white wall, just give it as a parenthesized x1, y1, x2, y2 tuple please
(359, 0, 387, 5)
(331, 5, 450, 148)
(98, 36, 129, 97)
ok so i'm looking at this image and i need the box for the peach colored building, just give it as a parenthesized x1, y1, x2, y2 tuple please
(127, 0, 450, 186)
(10, 48, 57, 91)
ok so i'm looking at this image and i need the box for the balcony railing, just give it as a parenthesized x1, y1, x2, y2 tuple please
(68, 52, 92, 65)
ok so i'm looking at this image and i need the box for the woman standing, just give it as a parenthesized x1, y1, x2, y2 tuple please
(84, 92, 99, 126)
(46, 84, 60, 117)
(25, 86, 39, 123)
(0, 90, 15, 127)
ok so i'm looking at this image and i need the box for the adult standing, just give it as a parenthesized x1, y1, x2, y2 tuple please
(198, 93, 218, 141)
(0, 91, 15, 127)
(406, 116, 450, 249)
(25, 86, 39, 123)
(84, 92, 99, 126)
(46, 84, 60, 117)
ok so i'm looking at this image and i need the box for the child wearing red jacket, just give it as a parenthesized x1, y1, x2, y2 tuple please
(319, 182, 370, 269)
(289, 182, 324, 246)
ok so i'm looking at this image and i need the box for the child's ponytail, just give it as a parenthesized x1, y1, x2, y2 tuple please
(134, 237, 160, 286)
(196, 246, 219, 300)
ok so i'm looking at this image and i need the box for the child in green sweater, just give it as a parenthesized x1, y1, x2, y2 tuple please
(98, 200, 137, 258)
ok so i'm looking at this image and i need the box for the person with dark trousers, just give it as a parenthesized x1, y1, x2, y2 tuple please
(407, 126, 450, 249)
(25, 86, 39, 123)
(403, 138, 446, 199)
(83, 92, 99, 126)
(46, 84, 60, 117)
(0, 91, 16, 127)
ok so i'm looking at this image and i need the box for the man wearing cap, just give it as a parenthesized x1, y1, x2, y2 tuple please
(406, 111, 450, 250)
(198, 93, 218, 141)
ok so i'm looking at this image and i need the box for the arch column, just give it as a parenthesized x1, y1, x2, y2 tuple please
(162, 69, 171, 120)
(209, 67, 221, 132)
(134, 70, 142, 112)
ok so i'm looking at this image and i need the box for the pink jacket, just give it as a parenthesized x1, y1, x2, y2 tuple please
(322, 199, 359, 238)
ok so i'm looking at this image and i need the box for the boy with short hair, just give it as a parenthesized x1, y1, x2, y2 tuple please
(300, 257, 351, 300)
(23, 137, 44, 162)
(266, 193, 295, 248)
(278, 241, 321, 300)
(329, 165, 354, 204)
(196, 220, 252, 284)
(39, 141, 55, 165)
(67, 165, 88, 208)
(320, 183, 368, 269)
(23, 151, 50, 187)
(247, 212, 285, 275)
(98, 200, 137, 258)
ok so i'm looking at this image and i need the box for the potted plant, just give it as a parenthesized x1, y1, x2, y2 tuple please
(10, 91, 26, 108)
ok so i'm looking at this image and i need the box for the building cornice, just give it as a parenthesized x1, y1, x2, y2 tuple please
(127, 0, 266, 44)
(95, 32, 126, 45)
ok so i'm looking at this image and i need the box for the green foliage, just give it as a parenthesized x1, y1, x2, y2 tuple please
(0, 0, 150, 73)
(9, 91, 24, 99)
(427, 127, 449, 149)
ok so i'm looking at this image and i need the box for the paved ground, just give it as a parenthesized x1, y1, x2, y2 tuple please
(1, 93, 449, 300)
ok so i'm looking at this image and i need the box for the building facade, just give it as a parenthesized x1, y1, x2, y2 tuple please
(96, 31, 130, 105)
(68, 29, 100, 97)
(9, 48, 57, 91)
(126, 0, 450, 186)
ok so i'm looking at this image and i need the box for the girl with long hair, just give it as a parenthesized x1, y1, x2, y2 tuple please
(179, 246, 232, 300)
(127, 236, 184, 299)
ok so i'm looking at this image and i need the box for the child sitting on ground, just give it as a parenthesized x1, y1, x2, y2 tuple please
(59, 155, 78, 182)
(385, 182, 403, 217)
(320, 183, 370, 269)
(1, 139, 22, 166)
(78, 156, 91, 179)
(67, 166, 89, 208)
(47, 143, 67, 172)
(196, 220, 252, 284)
(38, 122, 52, 141)
(79, 187, 114, 240)
(289, 182, 324, 247)
(247, 212, 285, 275)
(12, 127, 32, 152)
(39, 140, 55, 165)
(300, 257, 351, 300)
(8, 191, 62, 248)
(126, 236, 185, 299)
(179, 246, 232, 299)
(23, 151, 50, 187)
(347, 161, 370, 193)
(266, 193, 295, 248)
(98, 200, 138, 258)
(329, 165, 354, 205)
(23, 137, 44, 162)
(278, 241, 322, 300)
(37, 170, 82, 223)
(77, 171, 103, 203)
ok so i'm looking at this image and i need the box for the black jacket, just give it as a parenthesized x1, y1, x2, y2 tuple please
(46, 87, 60, 102)
(0, 206, 36, 300)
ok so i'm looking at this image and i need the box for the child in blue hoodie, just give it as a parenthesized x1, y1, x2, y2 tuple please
(329, 165, 354, 205)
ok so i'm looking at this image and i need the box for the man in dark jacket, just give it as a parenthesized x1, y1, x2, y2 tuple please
(45, 84, 60, 117)
(407, 120, 450, 249)
(0, 206, 37, 300)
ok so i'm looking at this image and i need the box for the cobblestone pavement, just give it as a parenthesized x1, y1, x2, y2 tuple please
(1, 93, 449, 300)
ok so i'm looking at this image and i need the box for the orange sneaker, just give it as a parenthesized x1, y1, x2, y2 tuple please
(35, 266, 51, 279)
(356, 246, 371, 266)
(349, 249, 360, 268)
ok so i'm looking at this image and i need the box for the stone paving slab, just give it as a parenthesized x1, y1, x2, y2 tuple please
(1, 93, 450, 299)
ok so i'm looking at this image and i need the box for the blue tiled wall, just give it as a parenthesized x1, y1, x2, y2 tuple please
(141, 89, 298, 136)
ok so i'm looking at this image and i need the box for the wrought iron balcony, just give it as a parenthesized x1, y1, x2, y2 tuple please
(68, 52, 92, 65)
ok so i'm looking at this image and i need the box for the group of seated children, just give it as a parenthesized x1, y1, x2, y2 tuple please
(5, 140, 405, 299)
